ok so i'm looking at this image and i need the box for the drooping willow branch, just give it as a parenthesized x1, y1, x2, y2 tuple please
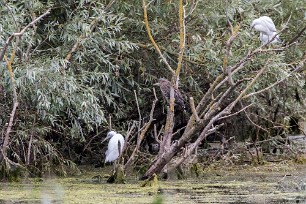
(61, 2, 118, 73)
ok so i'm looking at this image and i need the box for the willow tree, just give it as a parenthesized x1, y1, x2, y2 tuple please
(0, 0, 137, 177)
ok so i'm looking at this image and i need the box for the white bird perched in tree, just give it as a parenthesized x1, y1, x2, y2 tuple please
(251, 16, 281, 44)
(102, 131, 125, 163)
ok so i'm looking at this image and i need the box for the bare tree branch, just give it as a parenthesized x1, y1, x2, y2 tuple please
(244, 65, 303, 99)
(13, 9, 51, 36)
(124, 88, 158, 170)
(218, 103, 253, 120)
(288, 26, 306, 45)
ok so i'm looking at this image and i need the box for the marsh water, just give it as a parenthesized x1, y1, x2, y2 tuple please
(1, 162, 306, 204)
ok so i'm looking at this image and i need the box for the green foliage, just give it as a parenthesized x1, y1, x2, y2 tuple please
(0, 0, 137, 176)
(0, 0, 305, 176)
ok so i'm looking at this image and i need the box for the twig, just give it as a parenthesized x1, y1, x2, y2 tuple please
(218, 103, 253, 120)
(244, 64, 303, 99)
(172, 125, 187, 137)
(120, 121, 137, 160)
(154, 124, 163, 144)
(189, 97, 200, 122)
(243, 103, 269, 133)
(82, 131, 104, 152)
(134, 90, 142, 130)
(127, 121, 137, 142)
(215, 41, 295, 92)
(227, 64, 268, 111)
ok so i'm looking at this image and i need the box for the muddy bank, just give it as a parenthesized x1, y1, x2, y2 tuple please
(0, 162, 306, 203)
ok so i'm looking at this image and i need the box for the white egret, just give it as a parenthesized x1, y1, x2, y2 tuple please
(102, 131, 125, 163)
(251, 16, 280, 44)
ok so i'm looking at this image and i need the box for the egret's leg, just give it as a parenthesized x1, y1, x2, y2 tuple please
(113, 160, 117, 174)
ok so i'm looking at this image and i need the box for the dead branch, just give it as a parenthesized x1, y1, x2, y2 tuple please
(168, 123, 224, 171)
(120, 121, 137, 163)
(172, 125, 187, 137)
(161, 92, 175, 153)
(142, 61, 269, 178)
(124, 88, 158, 170)
(169, 65, 268, 170)
(215, 41, 295, 92)
(202, 78, 247, 122)
(142, 13, 300, 179)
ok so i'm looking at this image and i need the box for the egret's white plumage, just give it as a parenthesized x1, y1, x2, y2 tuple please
(103, 131, 125, 163)
(251, 16, 280, 44)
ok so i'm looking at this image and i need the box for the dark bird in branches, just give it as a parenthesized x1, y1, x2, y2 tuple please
(154, 78, 186, 110)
